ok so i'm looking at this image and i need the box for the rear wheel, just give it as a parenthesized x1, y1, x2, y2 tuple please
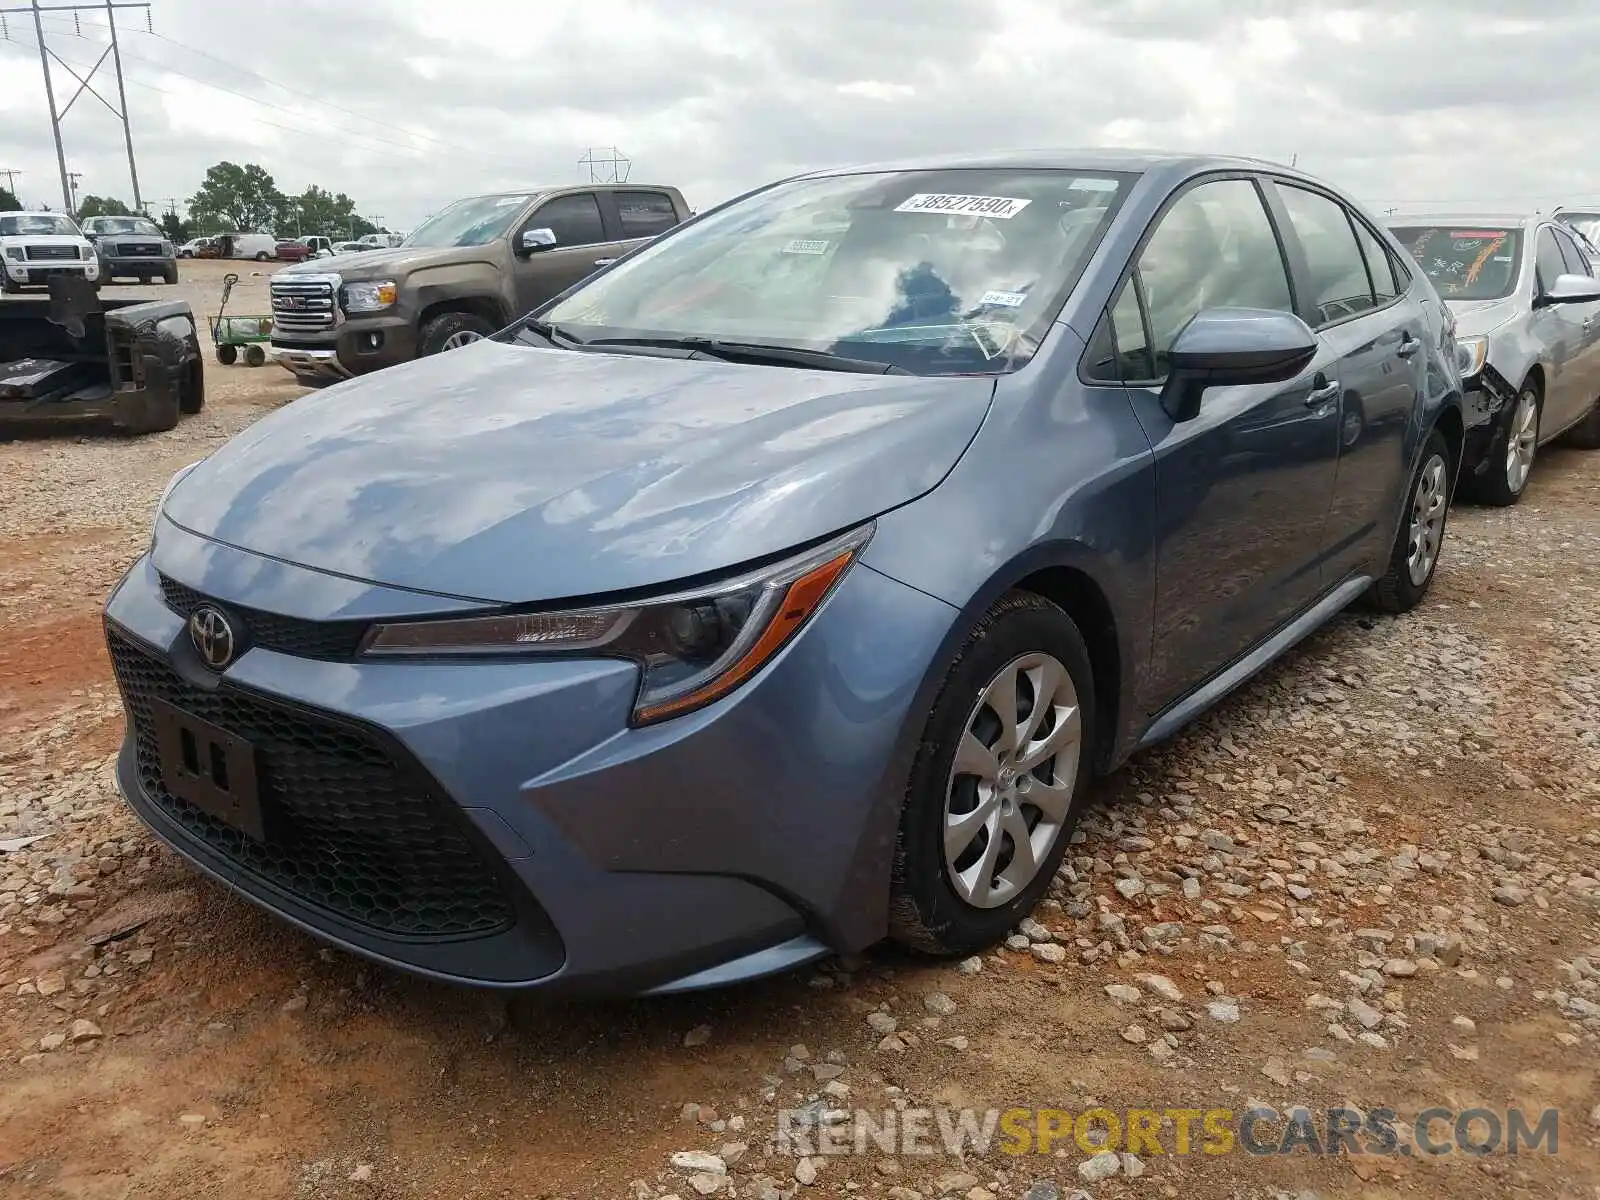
(1368, 429, 1452, 614)
(216, 344, 238, 366)
(419, 311, 495, 356)
(888, 591, 1096, 957)
(254, 251, 270, 261)
(243, 344, 266, 367)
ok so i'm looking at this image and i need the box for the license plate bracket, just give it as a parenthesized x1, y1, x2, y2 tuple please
(149, 698, 271, 842)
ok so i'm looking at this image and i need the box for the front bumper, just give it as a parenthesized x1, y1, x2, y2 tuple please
(103, 523, 958, 994)
(103, 254, 175, 278)
(1459, 365, 1517, 479)
(6, 260, 99, 285)
(271, 315, 417, 381)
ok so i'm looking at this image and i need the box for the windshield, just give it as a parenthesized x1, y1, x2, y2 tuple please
(1390, 225, 1523, 301)
(86, 217, 160, 236)
(0, 213, 80, 238)
(405, 194, 533, 247)
(528, 168, 1134, 375)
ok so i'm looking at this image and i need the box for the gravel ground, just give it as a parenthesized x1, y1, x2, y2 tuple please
(0, 289, 1597, 1198)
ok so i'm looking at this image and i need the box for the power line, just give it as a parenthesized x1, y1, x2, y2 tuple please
(33, 12, 528, 167)
(0, 1, 149, 213)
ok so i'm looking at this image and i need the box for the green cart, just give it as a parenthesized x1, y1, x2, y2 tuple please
(210, 272, 273, 366)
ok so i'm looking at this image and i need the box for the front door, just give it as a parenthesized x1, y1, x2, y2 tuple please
(1531, 224, 1593, 434)
(1109, 176, 1342, 713)
(512, 192, 623, 315)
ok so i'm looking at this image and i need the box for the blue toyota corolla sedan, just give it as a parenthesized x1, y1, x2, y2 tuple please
(105, 151, 1464, 995)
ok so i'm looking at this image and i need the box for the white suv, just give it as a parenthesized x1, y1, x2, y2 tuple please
(0, 211, 102, 293)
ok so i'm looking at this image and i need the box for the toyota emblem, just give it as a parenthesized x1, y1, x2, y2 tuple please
(188, 605, 237, 669)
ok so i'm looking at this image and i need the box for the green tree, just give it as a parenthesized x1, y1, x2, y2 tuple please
(272, 185, 378, 240)
(76, 195, 133, 219)
(0, 187, 20, 212)
(158, 212, 192, 243)
(188, 161, 283, 232)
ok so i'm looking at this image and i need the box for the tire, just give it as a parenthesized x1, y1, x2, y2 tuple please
(1367, 429, 1452, 614)
(164, 266, 178, 285)
(243, 344, 266, 367)
(178, 358, 205, 414)
(888, 591, 1097, 957)
(1463, 380, 1539, 506)
(216, 344, 238, 366)
(0, 272, 15, 295)
(418, 311, 496, 356)
(254, 252, 270, 262)
(1561, 397, 1600, 449)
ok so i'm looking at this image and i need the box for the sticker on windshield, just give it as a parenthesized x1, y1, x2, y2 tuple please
(781, 238, 830, 255)
(1068, 177, 1120, 192)
(894, 193, 1031, 219)
(978, 289, 1027, 307)
(1451, 230, 1508, 239)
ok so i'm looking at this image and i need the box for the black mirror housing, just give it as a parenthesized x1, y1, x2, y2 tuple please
(1160, 307, 1318, 422)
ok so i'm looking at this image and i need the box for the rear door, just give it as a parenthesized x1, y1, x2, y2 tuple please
(1088, 174, 1342, 712)
(511, 192, 616, 314)
(1264, 180, 1425, 586)
(600, 189, 683, 262)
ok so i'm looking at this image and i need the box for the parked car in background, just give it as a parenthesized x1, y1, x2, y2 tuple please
(111, 151, 1462, 995)
(0, 211, 101, 293)
(268, 183, 690, 384)
(331, 241, 367, 255)
(274, 236, 335, 263)
(1388, 214, 1600, 503)
(177, 237, 212, 259)
(1554, 207, 1600, 250)
(82, 215, 178, 284)
(356, 231, 407, 249)
(197, 233, 277, 261)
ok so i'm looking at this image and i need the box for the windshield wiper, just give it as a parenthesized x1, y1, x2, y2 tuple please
(516, 318, 588, 349)
(582, 336, 912, 375)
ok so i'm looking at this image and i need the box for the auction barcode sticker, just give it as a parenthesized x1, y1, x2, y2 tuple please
(894, 193, 1032, 219)
(782, 238, 831, 255)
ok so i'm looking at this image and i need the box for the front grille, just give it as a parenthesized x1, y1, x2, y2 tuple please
(117, 242, 163, 257)
(270, 277, 338, 334)
(26, 244, 78, 261)
(108, 627, 516, 939)
(159, 573, 369, 660)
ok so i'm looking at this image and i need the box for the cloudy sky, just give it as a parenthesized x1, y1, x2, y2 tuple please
(1, 0, 1597, 230)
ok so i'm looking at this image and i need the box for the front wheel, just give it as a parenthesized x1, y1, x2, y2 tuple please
(216, 344, 238, 366)
(888, 591, 1096, 957)
(1368, 429, 1452, 614)
(418, 311, 495, 356)
(1464, 383, 1539, 506)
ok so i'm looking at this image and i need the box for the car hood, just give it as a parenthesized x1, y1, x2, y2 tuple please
(5, 233, 87, 249)
(274, 244, 456, 279)
(162, 341, 994, 604)
(1446, 296, 1523, 337)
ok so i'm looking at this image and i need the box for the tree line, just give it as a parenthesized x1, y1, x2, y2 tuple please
(0, 161, 384, 245)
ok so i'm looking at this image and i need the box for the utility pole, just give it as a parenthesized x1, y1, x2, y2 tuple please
(1, 1, 152, 212)
(0, 168, 20, 193)
(67, 170, 81, 215)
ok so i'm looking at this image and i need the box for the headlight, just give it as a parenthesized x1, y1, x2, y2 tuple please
(2, 247, 20, 261)
(79, 244, 94, 260)
(161, 241, 174, 256)
(344, 280, 397, 311)
(1456, 336, 1488, 379)
(364, 524, 874, 724)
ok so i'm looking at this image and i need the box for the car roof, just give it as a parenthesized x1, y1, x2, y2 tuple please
(1385, 212, 1539, 229)
(793, 147, 1300, 178)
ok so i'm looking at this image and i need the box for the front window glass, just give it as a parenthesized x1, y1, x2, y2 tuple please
(530, 168, 1136, 375)
(405, 194, 533, 248)
(0, 213, 80, 237)
(85, 217, 160, 236)
(1389, 226, 1523, 300)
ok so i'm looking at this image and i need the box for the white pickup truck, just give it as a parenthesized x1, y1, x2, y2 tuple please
(0, 211, 102, 293)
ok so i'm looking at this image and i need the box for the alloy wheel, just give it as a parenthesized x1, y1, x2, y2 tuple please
(442, 330, 484, 350)
(943, 652, 1082, 909)
(1505, 389, 1538, 494)
(1407, 452, 1447, 587)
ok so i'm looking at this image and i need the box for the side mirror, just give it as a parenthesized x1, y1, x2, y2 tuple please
(1160, 307, 1318, 422)
(519, 227, 558, 254)
(1538, 272, 1600, 306)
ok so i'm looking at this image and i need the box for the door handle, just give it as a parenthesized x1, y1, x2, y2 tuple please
(593, 257, 617, 267)
(1396, 333, 1420, 358)
(1306, 375, 1340, 406)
